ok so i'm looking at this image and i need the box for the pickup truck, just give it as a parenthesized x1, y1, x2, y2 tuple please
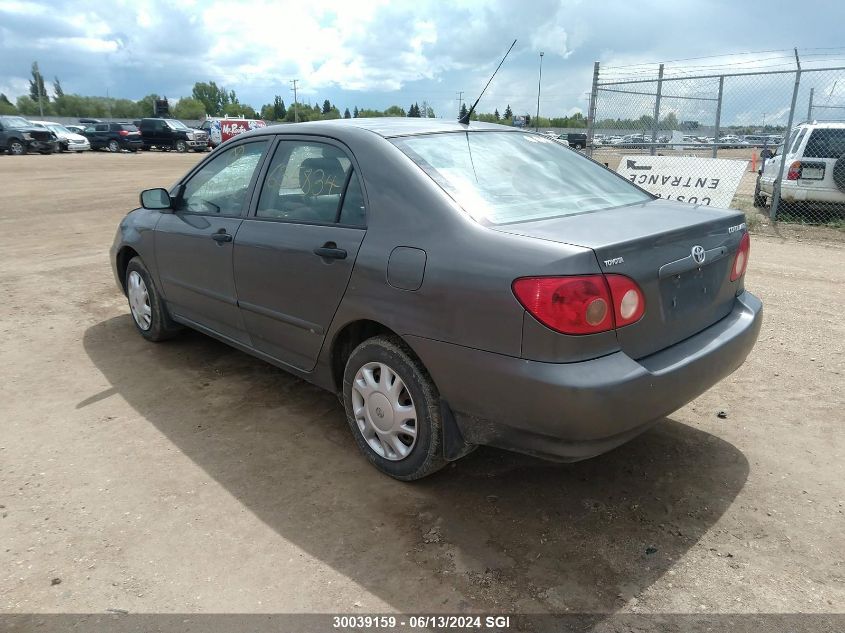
(138, 118, 209, 153)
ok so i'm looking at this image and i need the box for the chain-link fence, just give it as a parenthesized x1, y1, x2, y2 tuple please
(586, 53, 845, 226)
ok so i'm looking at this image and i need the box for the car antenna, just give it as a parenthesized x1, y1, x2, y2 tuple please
(459, 38, 517, 125)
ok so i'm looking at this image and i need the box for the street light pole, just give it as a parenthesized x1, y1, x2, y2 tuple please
(535, 51, 544, 131)
(290, 79, 299, 123)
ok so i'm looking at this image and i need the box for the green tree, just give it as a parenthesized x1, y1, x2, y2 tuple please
(53, 77, 64, 99)
(111, 98, 140, 118)
(660, 112, 678, 130)
(343, 107, 351, 119)
(260, 104, 275, 121)
(0, 93, 16, 114)
(173, 97, 205, 120)
(384, 105, 406, 117)
(459, 103, 468, 120)
(494, 108, 500, 121)
(503, 104, 512, 119)
(273, 96, 286, 120)
(322, 99, 332, 114)
(16, 95, 40, 115)
(357, 108, 384, 118)
(353, 106, 359, 118)
(192, 81, 229, 116)
(135, 94, 160, 117)
(29, 62, 47, 104)
(285, 102, 315, 122)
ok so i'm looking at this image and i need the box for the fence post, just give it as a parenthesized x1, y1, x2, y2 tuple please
(586, 61, 600, 158)
(650, 64, 664, 156)
(771, 49, 802, 221)
(807, 87, 814, 121)
(712, 75, 724, 159)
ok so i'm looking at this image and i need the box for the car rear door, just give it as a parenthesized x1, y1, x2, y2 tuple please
(154, 138, 271, 344)
(232, 136, 367, 371)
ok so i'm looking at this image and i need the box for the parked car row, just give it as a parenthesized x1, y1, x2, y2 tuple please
(591, 132, 785, 149)
(2, 115, 270, 155)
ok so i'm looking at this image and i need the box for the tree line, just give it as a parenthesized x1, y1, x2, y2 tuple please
(0, 62, 598, 127)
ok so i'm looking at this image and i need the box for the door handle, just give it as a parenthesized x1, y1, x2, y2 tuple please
(314, 242, 347, 259)
(212, 231, 232, 243)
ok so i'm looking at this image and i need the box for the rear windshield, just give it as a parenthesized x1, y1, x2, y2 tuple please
(393, 131, 652, 224)
(119, 124, 138, 132)
(803, 129, 845, 159)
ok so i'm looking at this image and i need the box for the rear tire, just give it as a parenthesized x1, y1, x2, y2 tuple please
(342, 336, 448, 480)
(124, 257, 181, 342)
(753, 179, 766, 207)
(108, 139, 120, 153)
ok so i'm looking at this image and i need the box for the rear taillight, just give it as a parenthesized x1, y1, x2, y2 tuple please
(605, 274, 646, 327)
(118, 130, 129, 136)
(730, 232, 751, 281)
(786, 161, 801, 180)
(512, 274, 645, 335)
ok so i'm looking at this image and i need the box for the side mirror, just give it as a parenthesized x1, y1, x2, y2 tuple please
(140, 188, 172, 210)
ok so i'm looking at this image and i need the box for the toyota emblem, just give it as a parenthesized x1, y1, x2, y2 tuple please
(691, 245, 706, 265)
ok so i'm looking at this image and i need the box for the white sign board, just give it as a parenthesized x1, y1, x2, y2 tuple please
(616, 155, 747, 208)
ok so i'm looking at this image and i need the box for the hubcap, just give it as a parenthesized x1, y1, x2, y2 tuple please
(109, 141, 119, 152)
(127, 271, 152, 330)
(351, 362, 417, 461)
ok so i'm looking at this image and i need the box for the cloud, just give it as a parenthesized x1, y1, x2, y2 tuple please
(0, 0, 843, 119)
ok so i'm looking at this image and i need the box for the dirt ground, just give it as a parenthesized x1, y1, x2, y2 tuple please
(0, 151, 843, 619)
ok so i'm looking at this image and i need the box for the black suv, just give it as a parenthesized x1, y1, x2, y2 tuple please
(0, 115, 59, 155)
(138, 118, 208, 153)
(83, 122, 143, 152)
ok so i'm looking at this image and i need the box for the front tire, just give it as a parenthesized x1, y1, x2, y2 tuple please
(125, 257, 181, 342)
(342, 336, 447, 480)
(8, 139, 25, 155)
(175, 140, 187, 153)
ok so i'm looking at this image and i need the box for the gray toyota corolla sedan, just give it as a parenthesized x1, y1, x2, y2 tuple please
(110, 118, 762, 480)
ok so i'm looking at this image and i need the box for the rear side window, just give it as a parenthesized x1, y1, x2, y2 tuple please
(803, 129, 845, 159)
(394, 131, 651, 225)
(256, 141, 364, 226)
(789, 128, 806, 154)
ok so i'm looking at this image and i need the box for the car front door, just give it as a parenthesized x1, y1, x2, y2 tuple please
(233, 137, 367, 371)
(154, 139, 270, 344)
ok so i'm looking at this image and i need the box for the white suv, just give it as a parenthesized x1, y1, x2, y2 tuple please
(756, 121, 845, 209)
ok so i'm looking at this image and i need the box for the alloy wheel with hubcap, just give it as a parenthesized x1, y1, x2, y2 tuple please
(9, 140, 25, 155)
(352, 361, 417, 460)
(108, 140, 120, 152)
(176, 140, 187, 153)
(127, 270, 152, 330)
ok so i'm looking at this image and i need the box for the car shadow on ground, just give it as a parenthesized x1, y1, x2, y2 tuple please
(82, 316, 749, 614)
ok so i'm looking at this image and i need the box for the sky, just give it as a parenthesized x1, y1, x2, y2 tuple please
(1, 0, 845, 125)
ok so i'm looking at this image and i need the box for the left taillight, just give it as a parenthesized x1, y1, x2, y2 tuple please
(512, 274, 645, 335)
(118, 130, 129, 136)
(730, 232, 751, 281)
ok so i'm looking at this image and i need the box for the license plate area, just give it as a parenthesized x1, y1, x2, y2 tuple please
(800, 163, 825, 180)
(660, 264, 722, 321)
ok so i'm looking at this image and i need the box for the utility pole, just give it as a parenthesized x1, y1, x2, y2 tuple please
(37, 78, 44, 118)
(290, 79, 299, 122)
(535, 51, 543, 131)
(807, 87, 814, 121)
(456, 91, 463, 119)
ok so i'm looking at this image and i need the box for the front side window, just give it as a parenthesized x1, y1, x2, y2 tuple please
(180, 140, 269, 216)
(803, 129, 845, 159)
(256, 141, 362, 225)
(393, 131, 652, 225)
(167, 120, 188, 130)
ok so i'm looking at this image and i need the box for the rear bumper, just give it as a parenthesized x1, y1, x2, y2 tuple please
(408, 291, 763, 461)
(759, 179, 845, 203)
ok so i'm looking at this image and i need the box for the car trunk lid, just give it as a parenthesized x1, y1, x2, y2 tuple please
(492, 199, 747, 359)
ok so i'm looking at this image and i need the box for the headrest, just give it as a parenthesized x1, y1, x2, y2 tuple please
(299, 157, 346, 196)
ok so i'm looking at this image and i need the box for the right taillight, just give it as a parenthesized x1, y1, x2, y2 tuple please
(512, 274, 645, 335)
(605, 274, 646, 327)
(787, 161, 801, 180)
(731, 232, 751, 281)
